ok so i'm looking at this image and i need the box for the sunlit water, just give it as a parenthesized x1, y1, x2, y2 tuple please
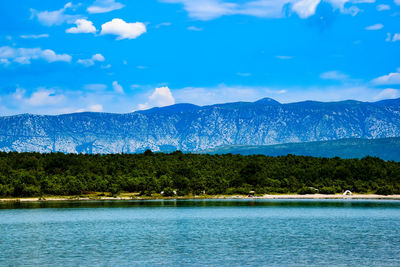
(1, 200, 400, 266)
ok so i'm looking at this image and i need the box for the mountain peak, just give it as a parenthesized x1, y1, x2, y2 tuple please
(254, 97, 281, 105)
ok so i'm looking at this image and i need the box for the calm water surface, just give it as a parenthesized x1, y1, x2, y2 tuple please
(1, 199, 400, 266)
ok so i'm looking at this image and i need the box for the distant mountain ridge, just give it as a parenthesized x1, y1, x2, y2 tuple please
(202, 137, 400, 161)
(0, 97, 400, 153)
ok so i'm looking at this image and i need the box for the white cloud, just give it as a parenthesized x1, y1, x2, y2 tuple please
(92, 54, 105, 61)
(155, 22, 172, 28)
(20, 34, 49, 39)
(187, 26, 203, 31)
(320, 71, 349, 80)
(392, 33, 400, 42)
(291, 0, 321, 19)
(100, 19, 147, 40)
(41, 49, 72, 63)
(237, 0, 290, 18)
(12, 88, 26, 100)
(341, 5, 361, 16)
(26, 89, 65, 106)
(395, 0, 400, 5)
(87, 0, 125, 13)
(0, 58, 10, 66)
(160, 0, 374, 20)
(374, 88, 400, 101)
(0, 46, 17, 58)
(0, 46, 71, 65)
(89, 104, 104, 112)
(101, 64, 112, 69)
(138, 87, 175, 110)
(84, 84, 107, 90)
(112, 81, 124, 93)
(77, 53, 105, 66)
(377, 4, 390, 11)
(66, 19, 96, 34)
(3, 87, 132, 115)
(31, 2, 80, 26)
(386, 33, 392, 42)
(75, 104, 104, 113)
(161, 0, 237, 21)
(365, 23, 383, 31)
(372, 72, 400, 85)
(351, 0, 375, 3)
(276, 55, 293, 60)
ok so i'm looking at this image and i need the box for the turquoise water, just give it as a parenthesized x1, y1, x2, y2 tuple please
(1, 200, 400, 266)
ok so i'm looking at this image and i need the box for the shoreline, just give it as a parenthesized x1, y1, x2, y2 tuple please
(1, 194, 400, 202)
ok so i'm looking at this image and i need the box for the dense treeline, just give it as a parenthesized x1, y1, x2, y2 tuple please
(0, 150, 399, 197)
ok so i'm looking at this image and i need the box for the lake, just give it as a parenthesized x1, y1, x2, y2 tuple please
(1, 199, 400, 266)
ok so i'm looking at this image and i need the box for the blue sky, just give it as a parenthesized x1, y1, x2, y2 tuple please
(0, 0, 400, 115)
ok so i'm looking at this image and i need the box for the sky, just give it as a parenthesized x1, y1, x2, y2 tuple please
(0, 0, 400, 115)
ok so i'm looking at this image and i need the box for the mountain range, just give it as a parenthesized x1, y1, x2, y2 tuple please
(0, 97, 399, 154)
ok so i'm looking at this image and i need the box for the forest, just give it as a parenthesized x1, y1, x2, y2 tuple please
(0, 150, 399, 197)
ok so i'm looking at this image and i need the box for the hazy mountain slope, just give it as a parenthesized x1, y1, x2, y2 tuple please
(202, 137, 400, 161)
(0, 98, 399, 153)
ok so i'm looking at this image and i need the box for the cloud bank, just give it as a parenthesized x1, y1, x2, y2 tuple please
(0, 46, 71, 65)
(160, 0, 374, 20)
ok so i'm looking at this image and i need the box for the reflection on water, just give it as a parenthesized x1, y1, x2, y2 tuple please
(0, 200, 399, 266)
(1, 199, 400, 209)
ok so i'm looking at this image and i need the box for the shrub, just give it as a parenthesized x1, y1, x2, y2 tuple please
(143, 190, 153, 197)
(225, 187, 237, 195)
(320, 187, 336, 194)
(162, 187, 175, 197)
(297, 186, 317, 195)
(177, 189, 189, 196)
(22, 185, 41, 197)
(376, 186, 393, 196)
(109, 184, 121, 196)
(0, 184, 13, 197)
